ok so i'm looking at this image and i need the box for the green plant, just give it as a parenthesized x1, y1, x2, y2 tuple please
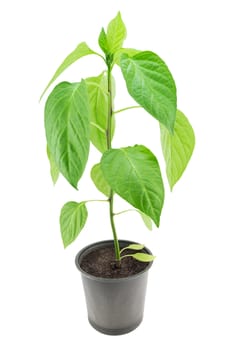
(41, 12, 195, 265)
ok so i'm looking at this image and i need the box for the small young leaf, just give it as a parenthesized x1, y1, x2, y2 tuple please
(98, 28, 109, 54)
(120, 51, 177, 132)
(138, 211, 153, 231)
(132, 253, 156, 262)
(60, 201, 88, 248)
(123, 244, 145, 251)
(85, 73, 115, 153)
(101, 145, 165, 227)
(91, 163, 110, 197)
(40, 42, 96, 100)
(160, 110, 195, 190)
(106, 12, 127, 54)
(46, 146, 59, 184)
(45, 80, 90, 188)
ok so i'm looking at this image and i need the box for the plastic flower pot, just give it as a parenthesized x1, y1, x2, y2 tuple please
(75, 240, 153, 335)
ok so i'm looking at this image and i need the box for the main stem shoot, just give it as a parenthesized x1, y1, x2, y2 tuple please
(106, 62, 121, 264)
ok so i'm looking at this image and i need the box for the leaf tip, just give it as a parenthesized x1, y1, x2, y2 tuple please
(169, 178, 175, 191)
(69, 180, 79, 190)
(61, 236, 69, 249)
(153, 218, 160, 228)
(39, 91, 46, 102)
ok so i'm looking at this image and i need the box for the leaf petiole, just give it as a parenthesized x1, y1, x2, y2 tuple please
(94, 52, 107, 62)
(114, 209, 136, 216)
(84, 199, 109, 204)
(114, 105, 141, 114)
(120, 254, 133, 260)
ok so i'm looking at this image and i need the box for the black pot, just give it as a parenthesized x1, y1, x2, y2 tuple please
(75, 240, 153, 335)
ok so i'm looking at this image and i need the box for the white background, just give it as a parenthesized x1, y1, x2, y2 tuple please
(0, 0, 233, 348)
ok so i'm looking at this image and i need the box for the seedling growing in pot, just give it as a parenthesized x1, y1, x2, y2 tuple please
(41, 12, 195, 267)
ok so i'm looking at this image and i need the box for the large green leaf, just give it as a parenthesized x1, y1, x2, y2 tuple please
(101, 145, 165, 226)
(40, 42, 96, 100)
(46, 146, 59, 184)
(120, 51, 177, 132)
(60, 201, 88, 248)
(44, 80, 90, 188)
(85, 73, 115, 153)
(106, 12, 127, 54)
(90, 163, 110, 197)
(160, 110, 195, 190)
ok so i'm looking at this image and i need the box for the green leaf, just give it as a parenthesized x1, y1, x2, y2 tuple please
(40, 42, 96, 100)
(114, 48, 140, 65)
(46, 146, 59, 184)
(60, 201, 88, 248)
(160, 110, 195, 190)
(106, 12, 127, 54)
(98, 28, 109, 54)
(120, 51, 177, 132)
(86, 73, 115, 153)
(101, 145, 165, 227)
(138, 211, 153, 231)
(123, 244, 145, 251)
(131, 253, 156, 262)
(90, 163, 110, 197)
(44, 80, 90, 188)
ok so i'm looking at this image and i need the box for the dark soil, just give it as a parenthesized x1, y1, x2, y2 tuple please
(80, 245, 149, 278)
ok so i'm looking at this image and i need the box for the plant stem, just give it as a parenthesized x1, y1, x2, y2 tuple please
(109, 194, 120, 262)
(106, 67, 112, 150)
(113, 105, 141, 114)
(106, 62, 121, 263)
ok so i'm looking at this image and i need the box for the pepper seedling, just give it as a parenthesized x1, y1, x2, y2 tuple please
(41, 12, 195, 265)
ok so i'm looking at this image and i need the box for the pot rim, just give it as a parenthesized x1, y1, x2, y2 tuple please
(75, 239, 154, 283)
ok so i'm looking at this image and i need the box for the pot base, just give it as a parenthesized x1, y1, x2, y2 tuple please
(88, 317, 142, 335)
